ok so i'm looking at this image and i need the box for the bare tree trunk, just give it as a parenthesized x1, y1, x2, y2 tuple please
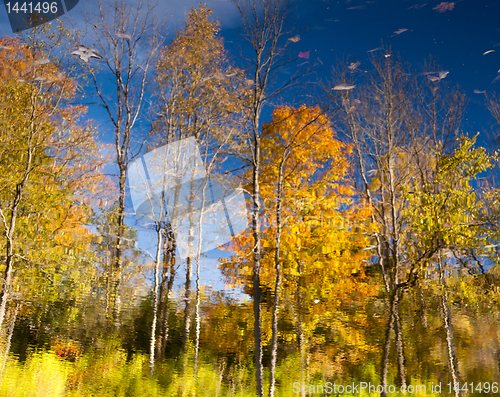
(182, 262, 193, 354)
(251, 137, 264, 396)
(104, 242, 112, 320)
(269, 159, 285, 397)
(111, 163, 127, 328)
(0, 302, 18, 382)
(0, 245, 15, 335)
(230, 0, 296, 393)
(295, 261, 306, 397)
(156, 224, 176, 362)
(380, 296, 395, 397)
(393, 292, 407, 389)
(380, 289, 406, 396)
(193, 256, 202, 374)
(439, 261, 462, 397)
(215, 360, 226, 397)
(441, 294, 462, 397)
(161, 174, 184, 358)
(156, 232, 169, 360)
(160, 239, 176, 359)
(0, 145, 33, 332)
(194, 176, 210, 376)
(182, 174, 198, 355)
(149, 225, 163, 377)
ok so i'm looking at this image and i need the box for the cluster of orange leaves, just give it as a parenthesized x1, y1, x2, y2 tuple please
(51, 338, 81, 362)
(221, 105, 379, 308)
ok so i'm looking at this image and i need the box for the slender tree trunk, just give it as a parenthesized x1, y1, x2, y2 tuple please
(149, 225, 163, 377)
(0, 146, 33, 332)
(160, 239, 176, 359)
(393, 292, 407, 389)
(194, 177, 209, 375)
(380, 295, 395, 397)
(112, 162, 128, 328)
(215, 360, 226, 397)
(104, 243, 111, 320)
(193, 257, 202, 373)
(0, 243, 15, 335)
(296, 261, 306, 397)
(251, 111, 264, 397)
(441, 294, 462, 397)
(156, 224, 176, 362)
(182, 171, 198, 355)
(439, 262, 462, 397)
(269, 160, 285, 397)
(0, 302, 18, 382)
(380, 289, 406, 396)
(230, 1, 295, 393)
(161, 173, 183, 357)
(182, 257, 193, 354)
(156, 233, 169, 360)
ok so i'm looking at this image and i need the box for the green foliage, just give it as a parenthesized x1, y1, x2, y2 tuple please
(402, 134, 498, 271)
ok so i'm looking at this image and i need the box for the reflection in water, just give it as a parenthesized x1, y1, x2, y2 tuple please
(0, 267, 499, 395)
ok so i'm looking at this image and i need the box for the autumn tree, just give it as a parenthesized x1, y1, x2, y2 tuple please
(329, 53, 460, 392)
(329, 51, 494, 394)
(0, 36, 109, 338)
(400, 135, 497, 396)
(151, 4, 247, 370)
(259, 105, 374, 396)
(221, 105, 378, 395)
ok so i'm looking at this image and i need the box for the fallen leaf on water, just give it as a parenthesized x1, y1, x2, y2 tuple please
(427, 71, 448, 82)
(333, 84, 355, 91)
(348, 61, 360, 70)
(393, 28, 408, 35)
(408, 3, 427, 10)
(439, 70, 449, 79)
(433, 2, 454, 13)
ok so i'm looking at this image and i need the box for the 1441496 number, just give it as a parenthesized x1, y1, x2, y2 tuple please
(5, 2, 57, 13)
(448, 382, 498, 394)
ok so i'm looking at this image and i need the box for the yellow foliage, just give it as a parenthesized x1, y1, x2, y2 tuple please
(220, 105, 380, 334)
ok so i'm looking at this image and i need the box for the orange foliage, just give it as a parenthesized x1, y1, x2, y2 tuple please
(221, 105, 379, 309)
